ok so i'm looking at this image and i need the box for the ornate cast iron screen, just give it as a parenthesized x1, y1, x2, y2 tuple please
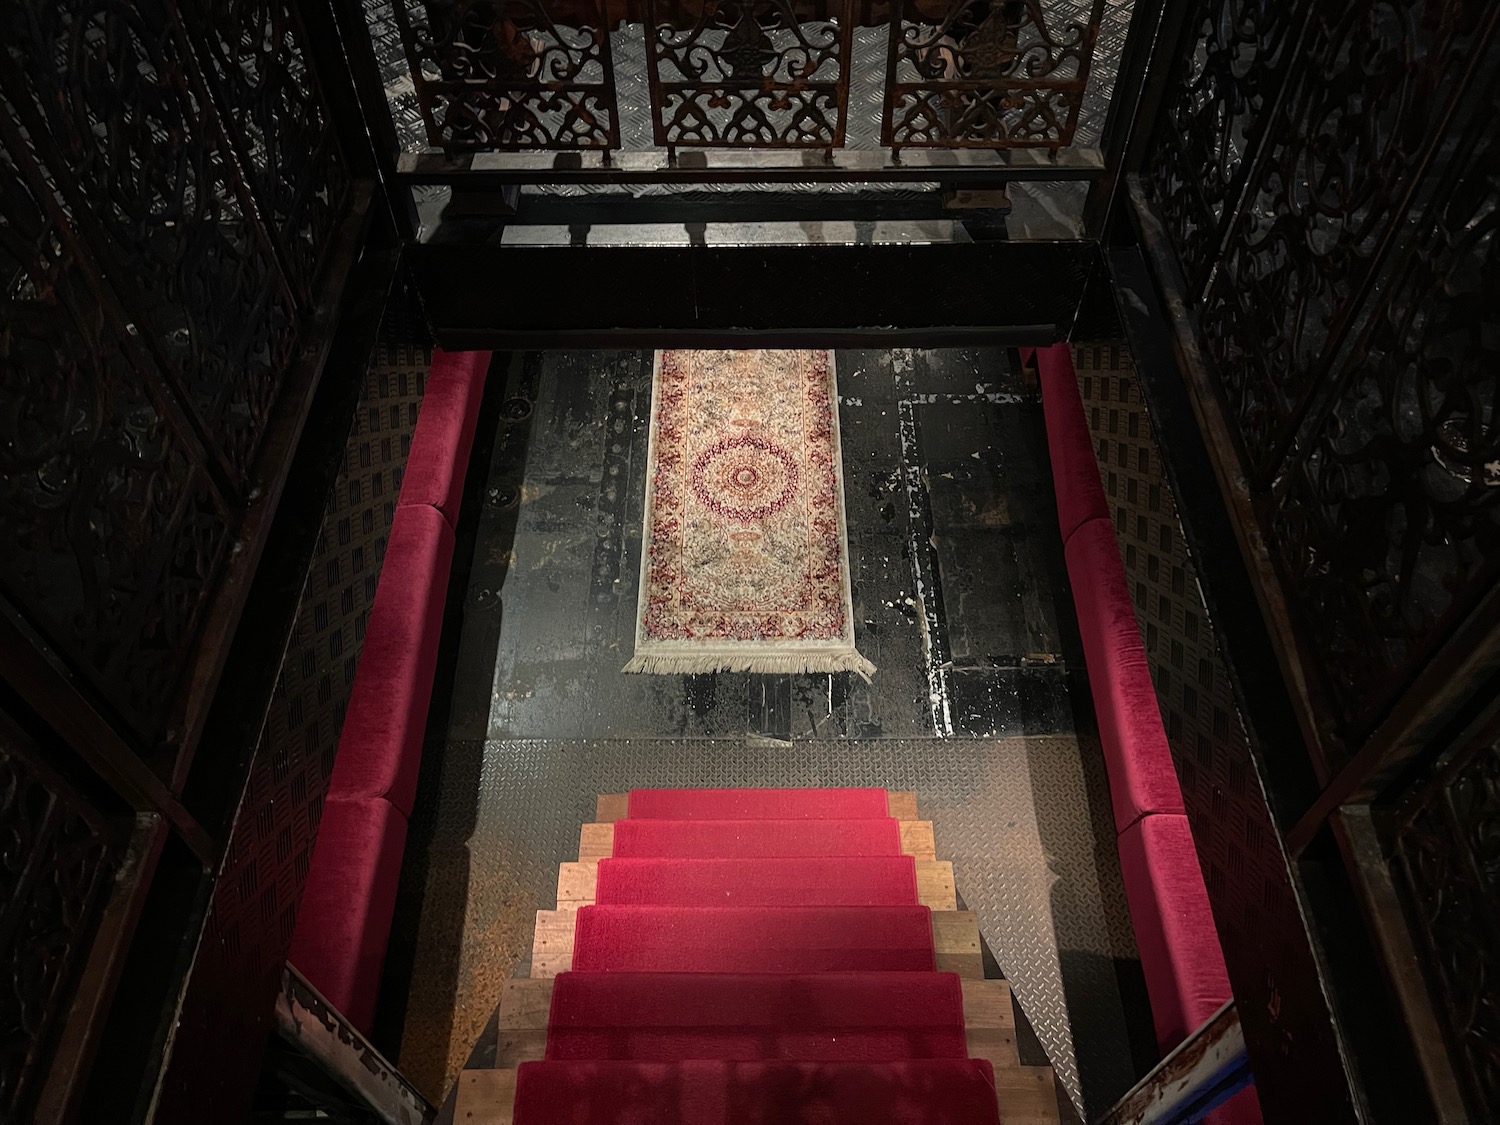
(0, 0, 367, 1116)
(385, 0, 1110, 153)
(644, 0, 855, 149)
(1138, 0, 1500, 753)
(0, 0, 353, 753)
(1391, 709, 1500, 1120)
(393, 0, 619, 150)
(882, 0, 1105, 151)
(0, 712, 127, 1122)
(1134, 3, 1500, 1121)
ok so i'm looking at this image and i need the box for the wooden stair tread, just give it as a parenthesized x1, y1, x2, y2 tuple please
(453, 1062, 1057, 1125)
(454, 1067, 515, 1125)
(596, 791, 920, 823)
(578, 819, 938, 861)
(496, 975, 1022, 1072)
(529, 908, 985, 980)
(555, 859, 956, 911)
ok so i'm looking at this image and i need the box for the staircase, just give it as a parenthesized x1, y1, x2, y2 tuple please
(452, 788, 1061, 1124)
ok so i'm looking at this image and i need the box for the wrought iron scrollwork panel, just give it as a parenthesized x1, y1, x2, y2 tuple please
(0, 0, 357, 745)
(1393, 719, 1500, 1117)
(882, 0, 1104, 151)
(0, 717, 125, 1121)
(175, 0, 353, 306)
(0, 138, 235, 744)
(1203, 1, 1496, 487)
(646, 0, 853, 147)
(0, 0, 300, 489)
(1266, 67, 1500, 735)
(394, 0, 618, 150)
(1142, 0, 1300, 293)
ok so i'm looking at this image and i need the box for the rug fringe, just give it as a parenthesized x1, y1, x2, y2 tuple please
(623, 651, 876, 684)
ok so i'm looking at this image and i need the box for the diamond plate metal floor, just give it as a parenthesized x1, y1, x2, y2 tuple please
(392, 737, 1140, 1119)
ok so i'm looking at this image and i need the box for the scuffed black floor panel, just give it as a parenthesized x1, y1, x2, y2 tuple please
(433, 347, 1084, 744)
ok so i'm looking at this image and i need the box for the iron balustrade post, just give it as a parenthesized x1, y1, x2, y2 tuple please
(306, 0, 422, 241)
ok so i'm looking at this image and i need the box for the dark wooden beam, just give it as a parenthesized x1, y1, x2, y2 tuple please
(34, 814, 168, 1125)
(303, 0, 420, 240)
(1333, 808, 1472, 1123)
(1286, 581, 1500, 856)
(1082, 0, 1176, 239)
(0, 606, 214, 863)
(80, 214, 403, 1125)
(180, 221, 399, 833)
(1109, 236, 1432, 1125)
(1105, 242, 1318, 824)
(407, 241, 1097, 350)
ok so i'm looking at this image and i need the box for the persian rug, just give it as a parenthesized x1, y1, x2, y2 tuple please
(624, 350, 874, 681)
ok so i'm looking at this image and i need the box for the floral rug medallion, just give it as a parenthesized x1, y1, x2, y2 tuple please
(624, 349, 875, 681)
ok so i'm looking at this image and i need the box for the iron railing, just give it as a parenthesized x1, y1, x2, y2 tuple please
(381, 0, 1108, 156)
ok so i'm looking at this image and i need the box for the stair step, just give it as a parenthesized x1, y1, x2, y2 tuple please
(465, 788, 1060, 1125)
(555, 971, 967, 1061)
(456, 1061, 1059, 1125)
(579, 818, 937, 861)
(576, 905, 937, 975)
(556, 857, 956, 910)
(531, 908, 983, 979)
(611, 817, 905, 858)
(512, 1059, 1003, 1125)
(597, 789, 919, 822)
(496, 976, 1020, 1069)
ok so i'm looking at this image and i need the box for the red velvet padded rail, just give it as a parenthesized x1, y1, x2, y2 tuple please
(1064, 518, 1187, 832)
(513, 1059, 1001, 1125)
(396, 347, 491, 531)
(572, 906, 937, 973)
(327, 503, 456, 818)
(286, 796, 407, 1032)
(595, 857, 919, 907)
(1038, 347, 1113, 543)
(546, 972, 968, 1061)
(293, 350, 492, 1035)
(628, 788, 890, 820)
(611, 817, 904, 858)
(1035, 346, 1260, 1120)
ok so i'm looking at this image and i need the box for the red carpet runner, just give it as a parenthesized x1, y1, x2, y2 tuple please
(594, 857, 920, 906)
(514, 787, 1001, 1125)
(627, 787, 892, 819)
(611, 817, 903, 858)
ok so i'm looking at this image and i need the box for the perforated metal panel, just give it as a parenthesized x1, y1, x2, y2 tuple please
(1073, 343, 1346, 1117)
(158, 318, 432, 1119)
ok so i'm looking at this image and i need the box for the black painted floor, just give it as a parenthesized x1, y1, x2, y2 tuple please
(430, 347, 1088, 746)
